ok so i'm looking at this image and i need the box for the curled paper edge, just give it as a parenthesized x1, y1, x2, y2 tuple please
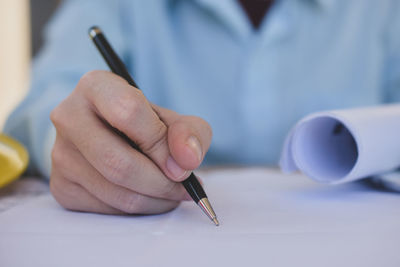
(279, 105, 400, 184)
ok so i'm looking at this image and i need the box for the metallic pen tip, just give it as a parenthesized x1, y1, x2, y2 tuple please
(89, 26, 102, 39)
(213, 217, 220, 226)
(198, 198, 219, 226)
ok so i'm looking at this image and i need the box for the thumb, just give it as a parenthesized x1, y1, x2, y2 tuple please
(167, 115, 212, 181)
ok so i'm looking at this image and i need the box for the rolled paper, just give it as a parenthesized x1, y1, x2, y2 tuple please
(280, 105, 400, 184)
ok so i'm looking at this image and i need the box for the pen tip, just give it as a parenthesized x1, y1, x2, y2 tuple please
(198, 198, 220, 226)
(213, 218, 220, 226)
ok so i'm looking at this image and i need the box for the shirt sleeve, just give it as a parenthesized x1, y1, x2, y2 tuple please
(382, 1, 400, 103)
(3, 0, 132, 177)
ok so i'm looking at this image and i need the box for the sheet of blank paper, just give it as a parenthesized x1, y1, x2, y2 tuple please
(1, 168, 400, 267)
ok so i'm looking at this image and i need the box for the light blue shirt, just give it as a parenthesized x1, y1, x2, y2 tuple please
(5, 0, 400, 177)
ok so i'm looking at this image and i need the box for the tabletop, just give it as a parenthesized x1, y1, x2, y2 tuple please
(0, 176, 48, 213)
(1, 168, 400, 267)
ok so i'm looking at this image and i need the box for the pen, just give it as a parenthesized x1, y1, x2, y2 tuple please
(88, 26, 219, 226)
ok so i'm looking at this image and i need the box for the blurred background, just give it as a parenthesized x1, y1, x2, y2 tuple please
(0, 0, 60, 130)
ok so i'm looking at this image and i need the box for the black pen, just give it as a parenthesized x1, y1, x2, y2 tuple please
(88, 26, 219, 226)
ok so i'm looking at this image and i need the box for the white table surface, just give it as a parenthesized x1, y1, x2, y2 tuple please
(0, 176, 48, 213)
(1, 168, 400, 267)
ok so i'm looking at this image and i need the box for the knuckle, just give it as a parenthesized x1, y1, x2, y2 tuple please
(117, 192, 145, 214)
(51, 143, 65, 169)
(78, 70, 103, 90)
(50, 175, 77, 210)
(111, 91, 146, 130)
(50, 97, 79, 133)
(102, 149, 133, 185)
(140, 123, 167, 155)
(49, 106, 60, 125)
(50, 103, 68, 129)
(77, 70, 114, 96)
(159, 181, 181, 199)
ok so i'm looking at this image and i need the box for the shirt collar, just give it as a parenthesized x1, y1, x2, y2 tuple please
(190, 0, 252, 40)
(174, 0, 335, 41)
(310, 0, 335, 10)
(189, 0, 336, 10)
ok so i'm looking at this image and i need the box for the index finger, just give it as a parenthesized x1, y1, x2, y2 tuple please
(79, 70, 189, 181)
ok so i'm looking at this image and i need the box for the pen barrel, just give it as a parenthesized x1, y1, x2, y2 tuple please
(182, 173, 207, 203)
(90, 30, 138, 88)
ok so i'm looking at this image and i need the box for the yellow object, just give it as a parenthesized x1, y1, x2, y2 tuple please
(0, 134, 29, 188)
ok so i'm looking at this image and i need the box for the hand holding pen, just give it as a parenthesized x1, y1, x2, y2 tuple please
(49, 27, 218, 225)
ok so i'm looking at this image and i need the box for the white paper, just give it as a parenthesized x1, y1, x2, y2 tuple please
(280, 105, 400, 184)
(1, 168, 400, 267)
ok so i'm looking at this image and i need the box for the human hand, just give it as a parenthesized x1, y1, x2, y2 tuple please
(49, 70, 212, 214)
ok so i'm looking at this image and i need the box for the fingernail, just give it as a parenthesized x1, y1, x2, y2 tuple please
(166, 156, 187, 180)
(186, 136, 202, 162)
